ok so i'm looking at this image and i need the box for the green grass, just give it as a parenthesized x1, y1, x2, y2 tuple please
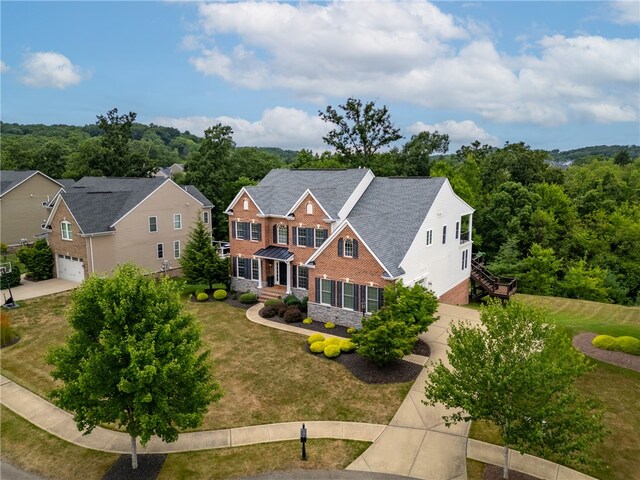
(0, 292, 412, 430)
(1, 405, 369, 480)
(466, 459, 485, 480)
(467, 294, 640, 480)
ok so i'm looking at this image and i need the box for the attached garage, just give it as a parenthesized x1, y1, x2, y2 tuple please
(56, 254, 85, 282)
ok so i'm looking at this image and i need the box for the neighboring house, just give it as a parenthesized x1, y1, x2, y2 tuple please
(0, 170, 64, 246)
(225, 169, 474, 327)
(155, 163, 184, 179)
(44, 177, 213, 282)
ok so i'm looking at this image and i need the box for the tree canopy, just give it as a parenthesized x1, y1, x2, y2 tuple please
(47, 263, 221, 469)
(180, 219, 229, 290)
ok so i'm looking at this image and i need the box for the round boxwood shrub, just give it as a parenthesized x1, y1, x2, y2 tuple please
(213, 289, 228, 300)
(616, 336, 640, 356)
(239, 292, 258, 304)
(310, 341, 326, 353)
(324, 337, 341, 346)
(196, 292, 209, 302)
(324, 322, 336, 329)
(308, 333, 325, 345)
(264, 298, 283, 307)
(303, 317, 313, 324)
(340, 339, 356, 353)
(277, 304, 288, 317)
(261, 305, 279, 318)
(347, 327, 357, 334)
(283, 294, 301, 306)
(592, 335, 617, 350)
(324, 344, 341, 358)
(283, 306, 303, 323)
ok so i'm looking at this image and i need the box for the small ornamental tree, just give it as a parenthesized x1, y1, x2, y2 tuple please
(180, 219, 229, 291)
(47, 263, 221, 469)
(424, 300, 605, 479)
(353, 281, 438, 365)
(17, 239, 54, 281)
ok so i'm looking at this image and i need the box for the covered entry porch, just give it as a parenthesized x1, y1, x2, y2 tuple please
(253, 246, 294, 294)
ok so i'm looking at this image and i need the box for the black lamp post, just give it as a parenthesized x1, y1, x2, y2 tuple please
(300, 423, 307, 460)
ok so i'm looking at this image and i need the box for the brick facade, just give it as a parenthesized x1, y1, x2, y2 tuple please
(438, 278, 470, 306)
(48, 200, 89, 278)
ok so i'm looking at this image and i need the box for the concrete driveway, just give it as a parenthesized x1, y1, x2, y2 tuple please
(1, 277, 79, 303)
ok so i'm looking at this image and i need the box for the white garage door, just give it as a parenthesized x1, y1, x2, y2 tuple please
(57, 255, 85, 282)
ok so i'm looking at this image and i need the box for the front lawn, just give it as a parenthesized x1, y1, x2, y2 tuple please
(0, 292, 411, 430)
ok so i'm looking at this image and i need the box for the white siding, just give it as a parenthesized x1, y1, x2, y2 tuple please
(398, 180, 474, 297)
(337, 169, 375, 221)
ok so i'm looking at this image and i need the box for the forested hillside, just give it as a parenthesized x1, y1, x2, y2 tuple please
(2, 104, 638, 305)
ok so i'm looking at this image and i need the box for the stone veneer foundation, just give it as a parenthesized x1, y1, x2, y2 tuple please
(307, 302, 365, 329)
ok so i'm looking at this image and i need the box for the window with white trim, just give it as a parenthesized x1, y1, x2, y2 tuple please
(237, 258, 246, 278)
(455, 221, 460, 240)
(251, 223, 260, 241)
(61, 221, 72, 241)
(306, 202, 313, 214)
(252, 259, 260, 280)
(442, 225, 447, 244)
(426, 229, 433, 246)
(243, 199, 249, 210)
(173, 214, 182, 230)
(277, 224, 287, 244)
(174, 240, 180, 259)
(315, 229, 326, 248)
(203, 211, 209, 224)
(462, 250, 469, 270)
(157, 243, 164, 259)
(149, 216, 157, 233)
(344, 239, 354, 257)
(343, 283, 355, 310)
(367, 286, 380, 313)
(320, 279, 332, 305)
(297, 228, 307, 246)
(297, 266, 309, 289)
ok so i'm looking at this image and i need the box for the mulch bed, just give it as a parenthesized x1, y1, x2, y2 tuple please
(102, 454, 166, 480)
(483, 464, 540, 480)
(189, 294, 252, 310)
(256, 308, 429, 384)
(0, 336, 21, 349)
(572, 332, 640, 372)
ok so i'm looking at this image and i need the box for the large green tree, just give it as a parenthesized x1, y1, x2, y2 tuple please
(319, 97, 402, 164)
(400, 131, 450, 176)
(424, 300, 605, 479)
(180, 219, 229, 290)
(47, 264, 221, 469)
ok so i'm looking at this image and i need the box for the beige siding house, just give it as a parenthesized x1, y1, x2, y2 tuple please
(0, 170, 63, 246)
(45, 177, 213, 281)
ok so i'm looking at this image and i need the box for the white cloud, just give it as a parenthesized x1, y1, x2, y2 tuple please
(0, 61, 9, 73)
(153, 107, 330, 150)
(20, 51, 89, 89)
(609, 1, 640, 24)
(186, 1, 639, 126)
(408, 120, 499, 150)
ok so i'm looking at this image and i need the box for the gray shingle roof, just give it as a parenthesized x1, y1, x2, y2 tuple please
(183, 185, 213, 207)
(346, 177, 447, 277)
(242, 169, 370, 218)
(1, 170, 61, 196)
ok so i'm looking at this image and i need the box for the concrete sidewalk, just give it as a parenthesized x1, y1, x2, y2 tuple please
(1, 277, 78, 302)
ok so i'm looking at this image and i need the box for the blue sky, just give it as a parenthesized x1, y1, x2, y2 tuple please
(1, 1, 639, 152)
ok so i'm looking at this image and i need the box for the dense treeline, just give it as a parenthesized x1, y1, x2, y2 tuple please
(548, 145, 640, 166)
(2, 104, 639, 305)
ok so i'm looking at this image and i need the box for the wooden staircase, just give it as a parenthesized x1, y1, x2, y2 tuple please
(470, 255, 517, 301)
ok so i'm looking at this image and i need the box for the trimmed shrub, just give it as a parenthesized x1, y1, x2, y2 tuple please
(16, 239, 53, 281)
(347, 327, 357, 334)
(239, 292, 258, 304)
(324, 337, 341, 346)
(283, 294, 301, 306)
(592, 335, 617, 351)
(212, 283, 227, 291)
(277, 304, 288, 317)
(213, 289, 228, 300)
(303, 317, 313, 324)
(261, 305, 279, 318)
(324, 322, 336, 329)
(300, 296, 308, 313)
(283, 306, 303, 323)
(196, 292, 209, 302)
(310, 341, 326, 353)
(308, 333, 325, 345)
(0, 263, 21, 289)
(616, 336, 640, 356)
(264, 298, 283, 307)
(340, 339, 357, 353)
(324, 344, 341, 358)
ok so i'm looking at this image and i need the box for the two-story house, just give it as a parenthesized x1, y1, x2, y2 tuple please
(44, 177, 212, 281)
(226, 169, 474, 328)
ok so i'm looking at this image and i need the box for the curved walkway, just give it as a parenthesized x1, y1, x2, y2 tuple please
(0, 303, 597, 480)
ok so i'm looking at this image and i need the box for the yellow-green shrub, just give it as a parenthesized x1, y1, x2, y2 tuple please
(592, 335, 616, 350)
(310, 341, 326, 353)
(324, 344, 341, 358)
(213, 289, 227, 300)
(347, 327, 357, 334)
(303, 317, 313, 324)
(324, 322, 336, 329)
(616, 336, 640, 355)
(324, 337, 341, 346)
(308, 333, 325, 345)
(340, 339, 356, 353)
(196, 292, 209, 302)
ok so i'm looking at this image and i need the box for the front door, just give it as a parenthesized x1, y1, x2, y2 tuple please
(274, 261, 287, 286)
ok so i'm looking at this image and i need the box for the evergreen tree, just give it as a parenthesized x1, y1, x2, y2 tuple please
(180, 219, 228, 290)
